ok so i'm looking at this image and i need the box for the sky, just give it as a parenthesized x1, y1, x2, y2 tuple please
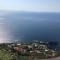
(0, 0, 60, 12)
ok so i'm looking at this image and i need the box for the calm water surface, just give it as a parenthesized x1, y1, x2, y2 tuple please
(0, 12, 60, 46)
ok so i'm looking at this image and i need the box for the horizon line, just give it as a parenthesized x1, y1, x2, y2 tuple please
(0, 10, 60, 13)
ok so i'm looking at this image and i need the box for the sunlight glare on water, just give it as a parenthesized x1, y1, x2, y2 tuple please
(0, 17, 11, 43)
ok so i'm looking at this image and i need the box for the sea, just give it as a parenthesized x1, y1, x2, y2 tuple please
(0, 12, 60, 49)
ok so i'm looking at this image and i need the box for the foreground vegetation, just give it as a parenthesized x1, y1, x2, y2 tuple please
(0, 43, 60, 60)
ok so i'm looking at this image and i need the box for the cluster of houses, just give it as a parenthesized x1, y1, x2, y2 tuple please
(7, 41, 57, 57)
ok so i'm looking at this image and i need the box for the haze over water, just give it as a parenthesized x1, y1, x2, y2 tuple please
(0, 12, 60, 44)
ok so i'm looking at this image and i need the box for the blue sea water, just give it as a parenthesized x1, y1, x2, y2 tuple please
(0, 12, 60, 45)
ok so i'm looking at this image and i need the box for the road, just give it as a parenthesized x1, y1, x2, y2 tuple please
(42, 57, 60, 60)
(35, 57, 60, 60)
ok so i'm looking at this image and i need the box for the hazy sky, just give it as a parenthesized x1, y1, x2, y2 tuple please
(0, 0, 60, 12)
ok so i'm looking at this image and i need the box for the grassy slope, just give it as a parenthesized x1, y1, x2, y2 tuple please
(0, 49, 12, 60)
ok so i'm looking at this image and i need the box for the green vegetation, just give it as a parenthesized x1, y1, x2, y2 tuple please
(0, 43, 60, 60)
(0, 49, 11, 60)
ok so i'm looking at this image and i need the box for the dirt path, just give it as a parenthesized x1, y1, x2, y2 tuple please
(42, 57, 60, 60)
(34, 57, 60, 60)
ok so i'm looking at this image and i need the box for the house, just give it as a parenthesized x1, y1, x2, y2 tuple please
(17, 43, 21, 46)
(35, 50, 42, 53)
(28, 45, 33, 49)
(39, 44, 47, 49)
